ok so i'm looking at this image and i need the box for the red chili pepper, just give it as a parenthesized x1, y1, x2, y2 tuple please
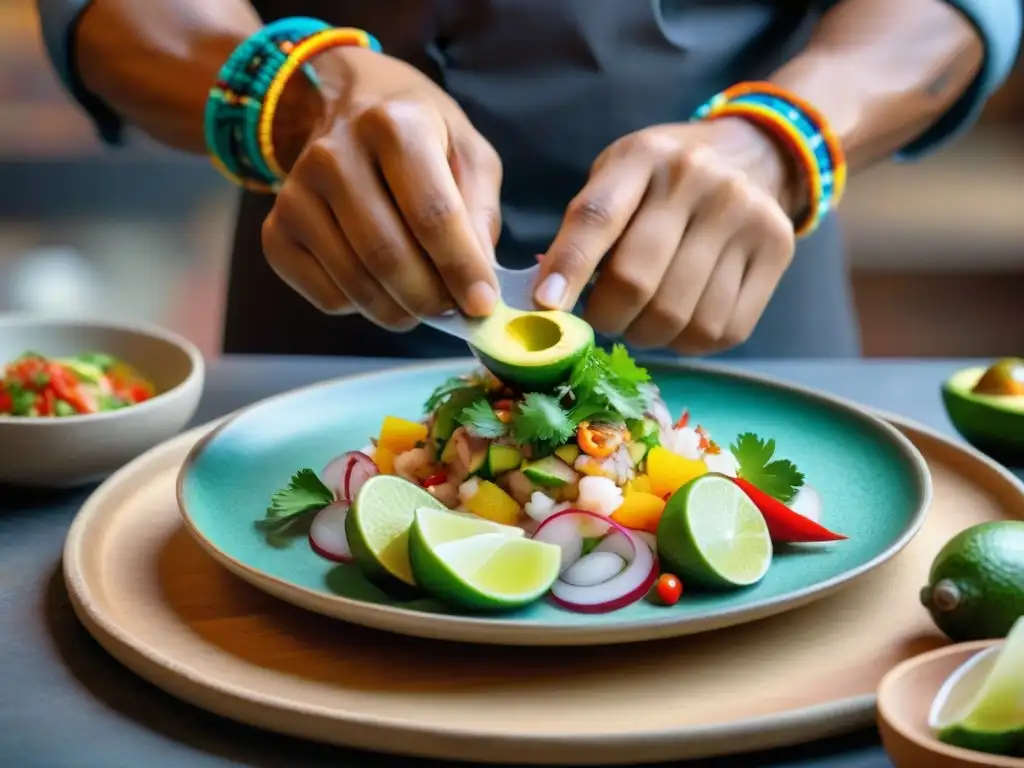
(36, 388, 56, 416)
(421, 471, 447, 488)
(732, 477, 847, 543)
(674, 409, 690, 429)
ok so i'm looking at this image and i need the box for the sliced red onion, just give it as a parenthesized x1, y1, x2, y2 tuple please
(789, 484, 823, 523)
(308, 501, 353, 562)
(532, 509, 659, 614)
(322, 451, 379, 501)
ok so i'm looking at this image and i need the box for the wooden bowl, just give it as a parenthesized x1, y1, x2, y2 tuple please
(877, 640, 1024, 768)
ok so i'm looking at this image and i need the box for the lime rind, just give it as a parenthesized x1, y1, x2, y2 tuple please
(930, 616, 1024, 756)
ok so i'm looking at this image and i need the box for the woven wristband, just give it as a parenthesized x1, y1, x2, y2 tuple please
(257, 27, 383, 182)
(692, 83, 846, 238)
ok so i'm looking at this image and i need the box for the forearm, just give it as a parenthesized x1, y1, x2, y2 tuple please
(73, 0, 319, 161)
(772, 0, 985, 171)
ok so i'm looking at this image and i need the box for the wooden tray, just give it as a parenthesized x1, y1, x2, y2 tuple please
(63, 414, 1024, 765)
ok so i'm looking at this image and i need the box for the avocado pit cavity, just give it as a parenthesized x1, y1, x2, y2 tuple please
(505, 315, 563, 353)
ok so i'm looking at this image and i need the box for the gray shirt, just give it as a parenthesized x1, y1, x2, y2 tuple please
(37, 0, 1021, 358)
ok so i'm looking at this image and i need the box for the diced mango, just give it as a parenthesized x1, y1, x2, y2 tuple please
(625, 474, 653, 496)
(647, 446, 707, 497)
(377, 415, 428, 455)
(611, 491, 666, 533)
(372, 446, 396, 475)
(465, 480, 521, 526)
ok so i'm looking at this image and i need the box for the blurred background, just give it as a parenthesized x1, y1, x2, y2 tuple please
(0, 0, 1021, 359)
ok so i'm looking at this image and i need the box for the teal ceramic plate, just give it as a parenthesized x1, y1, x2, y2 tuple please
(177, 359, 931, 646)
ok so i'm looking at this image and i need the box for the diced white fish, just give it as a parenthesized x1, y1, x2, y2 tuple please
(575, 476, 623, 517)
(458, 477, 481, 504)
(524, 491, 571, 523)
(703, 450, 739, 477)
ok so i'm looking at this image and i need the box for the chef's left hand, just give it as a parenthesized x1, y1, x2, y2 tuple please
(533, 118, 803, 354)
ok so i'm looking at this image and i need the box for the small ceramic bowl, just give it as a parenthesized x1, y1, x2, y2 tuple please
(0, 314, 204, 487)
(877, 640, 1024, 768)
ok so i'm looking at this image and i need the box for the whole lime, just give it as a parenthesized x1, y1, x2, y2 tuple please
(920, 521, 1024, 642)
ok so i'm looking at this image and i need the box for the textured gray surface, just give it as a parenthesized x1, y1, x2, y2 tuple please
(2, 355, 1020, 768)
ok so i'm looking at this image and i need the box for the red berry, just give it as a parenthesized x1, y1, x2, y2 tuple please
(655, 573, 683, 605)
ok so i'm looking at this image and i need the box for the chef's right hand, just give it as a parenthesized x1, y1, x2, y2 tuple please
(261, 47, 502, 330)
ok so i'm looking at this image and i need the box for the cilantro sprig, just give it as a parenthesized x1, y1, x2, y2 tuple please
(567, 344, 652, 421)
(730, 432, 804, 503)
(458, 398, 508, 439)
(510, 393, 576, 452)
(255, 469, 333, 536)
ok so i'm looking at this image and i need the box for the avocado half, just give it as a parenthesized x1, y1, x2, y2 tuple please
(942, 359, 1024, 465)
(468, 302, 594, 391)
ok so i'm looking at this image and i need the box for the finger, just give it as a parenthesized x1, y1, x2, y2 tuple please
(261, 211, 353, 316)
(269, 183, 418, 331)
(450, 131, 502, 263)
(724, 217, 795, 347)
(535, 161, 651, 310)
(306, 132, 453, 320)
(671, 243, 749, 355)
(363, 103, 498, 317)
(582, 199, 685, 337)
(621, 197, 737, 350)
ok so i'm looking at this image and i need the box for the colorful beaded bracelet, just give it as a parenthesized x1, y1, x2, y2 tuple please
(692, 82, 847, 238)
(257, 28, 383, 181)
(203, 19, 381, 192)
(204, 17, 330, 191)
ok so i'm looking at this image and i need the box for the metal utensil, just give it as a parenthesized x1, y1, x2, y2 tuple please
(418, 263, 541, 342)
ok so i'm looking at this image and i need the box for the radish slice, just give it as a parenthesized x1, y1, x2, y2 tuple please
(533, 509, 659, 614)
(789, 484, 823, 524)
(322, 451, 379, 501)
(309, 501, 353, 562)
(562, 551, 626, 587)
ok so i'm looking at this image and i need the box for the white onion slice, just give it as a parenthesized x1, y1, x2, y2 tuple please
(322, 451, 379, 501)
(789, 484, 823, 523)
(533, 509, 659, 614)
(308, 502, 353, 562)
(561, 551, 626, 587)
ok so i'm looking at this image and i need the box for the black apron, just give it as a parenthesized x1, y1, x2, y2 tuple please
(223, 0, 860, 359)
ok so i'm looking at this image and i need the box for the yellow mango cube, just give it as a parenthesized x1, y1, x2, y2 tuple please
(372, 446, 396, 475)
(377, 415, 428, 455)
(611, 491, 666, 533)
(465, 481, 522, 526)
(646, 446, 707, 497)
(625, 475, 653, 496)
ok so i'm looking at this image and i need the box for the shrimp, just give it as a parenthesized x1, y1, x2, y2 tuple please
(394, 446, 434, 482)
(427, 482, 459, 508)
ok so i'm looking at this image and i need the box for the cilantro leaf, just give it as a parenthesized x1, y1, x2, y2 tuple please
(458, 398, 508, 439)
(4, 381, 37, 416)
(730, 432, 805, 503)
(568, 344, 650, 420)
(423, 376, 474, 414)
(256, 468, 334, 533)
(511, 393, 576, 451)
(607, 345, 650, 388)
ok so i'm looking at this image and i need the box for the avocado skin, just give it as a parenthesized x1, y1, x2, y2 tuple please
(941, 379, 1024, 467)
(471, 340, 592, 393)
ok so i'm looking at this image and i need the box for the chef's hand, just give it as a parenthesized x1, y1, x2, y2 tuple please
(261, 47, 501, 330)
(534, 118, 802, 354)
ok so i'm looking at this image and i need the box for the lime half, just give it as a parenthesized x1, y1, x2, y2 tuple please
(656, 473, 773, 589)
(930, 616, 1024, 756)
(345, 474, 451, 586)
(409, 506, 558, 610)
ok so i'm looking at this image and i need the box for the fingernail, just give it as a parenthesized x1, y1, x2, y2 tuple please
(535, 273, 567, 309)
(466, 281, 498, 316)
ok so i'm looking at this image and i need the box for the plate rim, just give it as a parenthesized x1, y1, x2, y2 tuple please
(173, 357, 934, 646)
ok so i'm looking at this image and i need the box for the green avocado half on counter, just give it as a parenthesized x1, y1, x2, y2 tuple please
(468, 303, 594, 391)
(942, 358, 1024, 464)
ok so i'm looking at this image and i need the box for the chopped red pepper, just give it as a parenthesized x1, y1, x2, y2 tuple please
(0, 387, 10, 414)
(48, 363, 93, 414)
(732, 477, 847, 543)
(421, 471, 447, 488)
(674, 409, 690, 429)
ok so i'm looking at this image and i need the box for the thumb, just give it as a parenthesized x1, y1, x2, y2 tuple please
(450, 130, 503, 265)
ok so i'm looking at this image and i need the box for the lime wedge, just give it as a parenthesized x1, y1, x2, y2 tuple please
(656, 473, 773, 589)
(930, 616, 1024, 756)
(409, 506, 558, 610)
(346, 475, 521, 587)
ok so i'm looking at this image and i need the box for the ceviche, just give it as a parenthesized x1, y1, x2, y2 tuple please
(0, 350, 156, 418)
(257, 343, 847, 614)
